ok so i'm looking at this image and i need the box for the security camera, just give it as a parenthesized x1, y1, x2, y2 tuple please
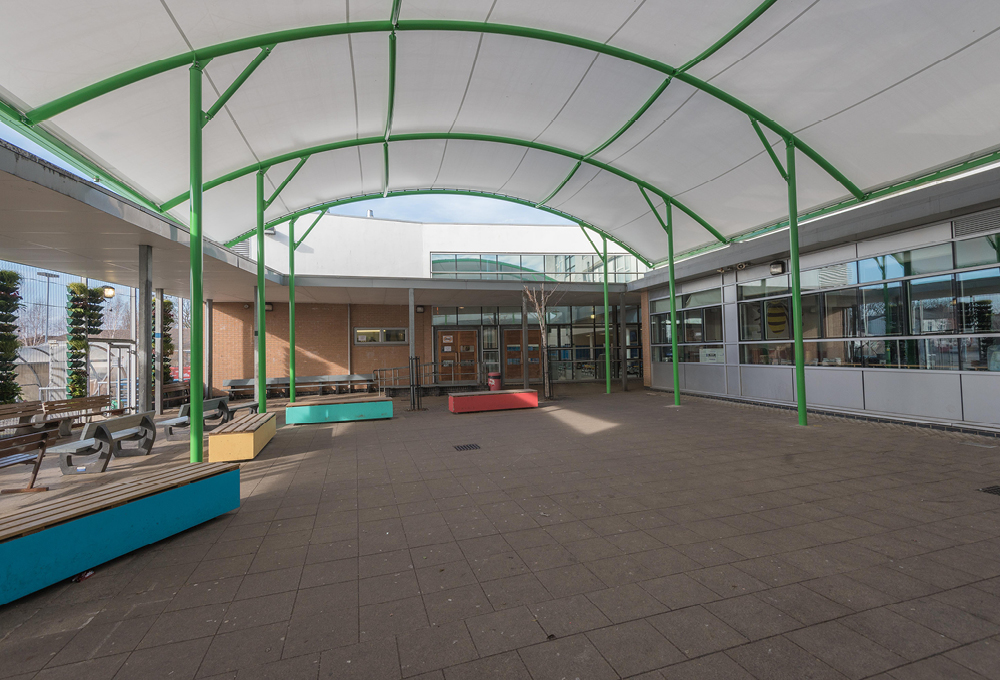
(736, 261, 751, 270)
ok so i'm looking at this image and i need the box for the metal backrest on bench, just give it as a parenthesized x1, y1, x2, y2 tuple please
(80, 412, 154, 441)
(0, 463, 239, 542)
(177, 397, 229, 419)
(212, 412, 275, 435)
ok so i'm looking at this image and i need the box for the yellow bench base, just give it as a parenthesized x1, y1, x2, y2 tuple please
(208, 413, 276, 462)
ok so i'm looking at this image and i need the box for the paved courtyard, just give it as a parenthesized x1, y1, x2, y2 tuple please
(3, 389, 1000, 679)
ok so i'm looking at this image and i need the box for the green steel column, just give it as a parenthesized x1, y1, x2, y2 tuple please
(602, 237, 611, 394)
(666, 201, 681, 405)
(188, 63, 205, 463)
(256, 170, 267, 414)
(288, 218, 297, 403)
(786, 140, 808, 426)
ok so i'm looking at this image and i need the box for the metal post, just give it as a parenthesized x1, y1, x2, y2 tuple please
(666, 201, 681, 405)
(786, 140, 808, 426)
(256, 170, 267, 414)
(408, 288, 415, 395)
(288, 219, 296, 404)
(619, 291, 628, 391)
(137, 246, 153, 412)
(602, 237, 611, 394)
(408, 288, 415, 359)
(521, 293, 529, 390)
(205, 298, 213, 398)
(154, 287, 164, 415)
(188, 63, 205, 463)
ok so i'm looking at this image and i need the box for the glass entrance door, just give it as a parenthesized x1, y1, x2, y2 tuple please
(438, 330, 479, 382)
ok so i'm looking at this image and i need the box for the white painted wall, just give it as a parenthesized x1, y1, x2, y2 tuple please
(257, 214, 627, 277)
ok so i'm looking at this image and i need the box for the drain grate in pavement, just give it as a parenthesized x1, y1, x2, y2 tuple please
(454, 444, 481, 451)
(980, 486, 1000, 496)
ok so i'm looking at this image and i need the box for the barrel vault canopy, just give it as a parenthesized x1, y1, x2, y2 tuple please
(3, 0, 1000, 265)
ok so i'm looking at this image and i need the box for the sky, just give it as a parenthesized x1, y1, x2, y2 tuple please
(0, 124, 572, 226)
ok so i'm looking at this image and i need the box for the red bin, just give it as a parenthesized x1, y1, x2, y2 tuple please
(487, 372, 501, 391)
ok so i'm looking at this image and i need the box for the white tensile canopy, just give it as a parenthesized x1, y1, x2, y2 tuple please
(2, 0, 1000, 265)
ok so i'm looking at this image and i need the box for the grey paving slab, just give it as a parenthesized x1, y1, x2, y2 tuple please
(5, 390, 1000, 679)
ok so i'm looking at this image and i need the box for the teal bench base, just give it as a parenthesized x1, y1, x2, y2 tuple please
(0, 469, 240, 605)
(285, 400, 393, 424)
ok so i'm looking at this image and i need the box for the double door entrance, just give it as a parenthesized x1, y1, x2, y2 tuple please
(502, 328, 541, 384)
(435, 327, 542, 385)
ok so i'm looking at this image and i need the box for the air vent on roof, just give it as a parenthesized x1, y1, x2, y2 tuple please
(230, 240, 250, 257)
(954, 208, 1000, 237)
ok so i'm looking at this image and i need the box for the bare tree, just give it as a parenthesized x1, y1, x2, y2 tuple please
(523, 282, 563, 400)
(16, 303, 47, 347)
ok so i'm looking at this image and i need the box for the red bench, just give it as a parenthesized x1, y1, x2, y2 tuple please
(448, 389, 538, 414)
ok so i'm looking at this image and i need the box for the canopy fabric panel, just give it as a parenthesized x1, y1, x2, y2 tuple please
(3, 0, 1000, 264)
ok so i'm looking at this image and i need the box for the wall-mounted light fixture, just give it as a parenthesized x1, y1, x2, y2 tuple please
(769, 261, 787, 276)
(103, 286, 116, 298)
(264, 303, 274, 312)
(415, 306, 425, 313)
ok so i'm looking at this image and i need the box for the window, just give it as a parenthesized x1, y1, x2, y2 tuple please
(961, 337, 1000, 371)
(680, 288, 722, 308)
(433, 307, 456, 325)
(650, 298, 671, 314)
(740, 343, 793, 365)
(859, 244, 953, 282)
(739, 302, 763, 341)
(908, 275, 955, 334)
(955, 235, 1000, 268)
(801, 262, 858, 291)
(354, 328, 406, 345)
(765, 299, 791, 340)
(354, 328, 407, 344)
(860, 282, 905, 336)
(804, 341, 862, 367)
(957, 268, 1000, 333)
(650, 314, 671, 345)
(457, 307, 482, 325)
(681, 345, 724, 363)
(737, 276, 789, 300)
(431, 254, 456, 272)
(802, 294, 822, 339)
(823, 289, 859, 338)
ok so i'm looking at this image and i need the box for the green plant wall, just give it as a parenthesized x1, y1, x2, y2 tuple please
(66, 283, 106, 399)
(0, 270, 23, 404)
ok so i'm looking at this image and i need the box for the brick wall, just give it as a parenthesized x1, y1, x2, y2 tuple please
(210, 302, 431, 391)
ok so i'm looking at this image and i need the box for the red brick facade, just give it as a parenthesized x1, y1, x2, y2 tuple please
(210, 302, 432, 392)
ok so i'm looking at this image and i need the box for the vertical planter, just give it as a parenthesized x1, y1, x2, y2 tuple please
(153, 298, 175, 384)
(0, 271, 23, 404)
(66, 284, 105, 399)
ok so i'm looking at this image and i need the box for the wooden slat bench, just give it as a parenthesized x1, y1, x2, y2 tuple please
(448, 389, 538, 414)
(161, 397, 259, 439)
(208, 412, 276, 462)
(0, 429, 58, 493)
(0, 401, 43, 434)
(41, 395, 126, 435)
(162, 380, 190, 408)
(285, 395, 393, 425)
(51, 412, 156, 475)
(0, 463, 240, 605)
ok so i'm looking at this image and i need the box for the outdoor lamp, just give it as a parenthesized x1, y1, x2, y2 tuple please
(103, 286, 116, 298)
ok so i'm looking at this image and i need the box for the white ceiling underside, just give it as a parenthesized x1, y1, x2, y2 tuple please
(3, 0, 1000, 264)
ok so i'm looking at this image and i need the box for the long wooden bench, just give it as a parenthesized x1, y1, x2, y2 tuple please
(285, 394, 393, 425)
(41, 395, 126, 435)
(0, 463, 240, 605)
(0, 401, 43, 434)
(0, 429, 58, 493)
(448, 389, 538, 414)
(208, 412, 276, 462)
(51, 412, 156, 475)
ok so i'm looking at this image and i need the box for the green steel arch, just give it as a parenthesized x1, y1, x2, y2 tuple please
(160, 131, 727, 245)
(226, 188, 657, 268)
(21, 19, 864, 201)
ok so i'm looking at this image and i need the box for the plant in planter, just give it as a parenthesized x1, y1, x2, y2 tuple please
(152, 298, 176, 384)
(0, 270, 24, 404)
(66, 283, 106, 399)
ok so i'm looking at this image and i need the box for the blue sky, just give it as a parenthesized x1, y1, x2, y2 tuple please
(0, 124, 571, 225)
